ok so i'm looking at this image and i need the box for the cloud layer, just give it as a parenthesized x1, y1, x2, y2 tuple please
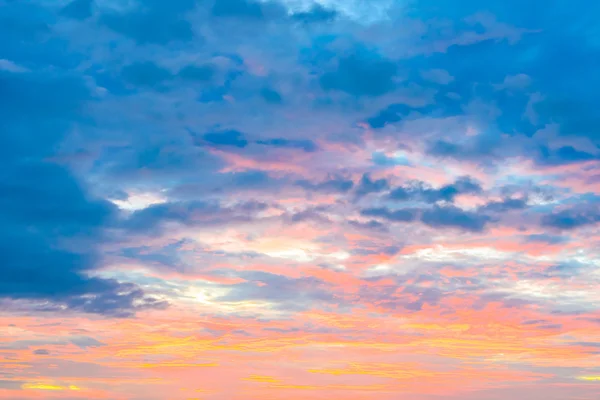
(1, 0, 600, 399)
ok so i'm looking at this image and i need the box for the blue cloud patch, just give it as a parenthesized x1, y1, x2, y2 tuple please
(320, 50, 398, 97)
(389, 177, 482, 203)
(291, 4, 337, 24)
(200, 129, 250, 148)
(211, 0, 285, 20)
(256, 138, 318, 152)
(421, 206, 490, 232)
(361, 207, 418, 222)
(60, 0, 93, 20)
(178, 64, 216, 82)
(121, 62, 172, 88)
(542, 208, 600, 230)
(100, 0, 196, 44)
(355, 174, 390, 196)
(0, 22, 167, 316)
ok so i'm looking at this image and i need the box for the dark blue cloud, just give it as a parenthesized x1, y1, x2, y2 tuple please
(60, 0, 93, 20)
(124, 200, 267, 234)
(348, 219, 388, 232)
(389, 177, 482, 203)
(361, 207, 418, 222)
(193, 129, 317, 152)
(0, 5, 167, 316)
(0, 160, 166, 316)
(479, 198, 528, 213)
(100, 0, 197, 44)
(200, 129, 249, 148)
(320, 50, 398, 97)
(297, 177, 354, 193)
(355, 174, 389, 196)
(536, 145, 599, 166)
(421, 206, 490, 232)
(291, 4, 337, 24)
(260, 87, 283, 104)
(228, 170, 273, 189)
(212, 0, 263, 18)
(121, 62, 172, 88)
(178, 64, 216, 82)
(426, 134, 501, 163)
(541, 208, 600, 230)
(366, 103, 413, 129)
(525, 234, 569, 245)
(256, 138, 318, 152)
(212, 0, 285, 20)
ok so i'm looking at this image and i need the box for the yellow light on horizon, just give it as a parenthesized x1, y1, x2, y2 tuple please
(577, 376, 600, 381)
(22, 383, 83, 391)
(22, 383, 64, 391)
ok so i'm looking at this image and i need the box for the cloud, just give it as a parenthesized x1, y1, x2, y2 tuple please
(366, 103, 414, 128)
(0, 6, 166, 316)
(291, 4, 338, 24)
(121, 62, 172, 88)
(212, 0, 264, 19)
(421, 206, 490, 232)
(218, 271, 337, 310)
(297, 176, 354, 193)
(355, 174, 389, 197)
(320, 50, 398, 97)
(479, 198, 528, 213)
(123, 200, 267, 234)
(260, 87, 283, 104)
(256, 138, 318, 152)
(194, 129, 317, 152)
(535, 145, 598, 166)
(60, 0, 93, 20)
(360, 207, 418, 222)
(426, 135, 501, 163)
(0, 167, 163, 318)
(199, 129, 250, 148)
(211, 0, 286, 20)
(2, 335, 105, 351)
(348, 219, 388, 232)
(541, 208, 600, 230)
(389, 177, 482, 203)
(100, 0, 197, 44)
(177, 64, 216, 82)
(524, 234, 568, 244)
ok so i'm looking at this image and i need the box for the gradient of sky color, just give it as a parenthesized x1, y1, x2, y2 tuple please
(1, 0, 600, 399)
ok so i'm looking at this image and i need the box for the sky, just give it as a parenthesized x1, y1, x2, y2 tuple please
(1, 0, 600, 399)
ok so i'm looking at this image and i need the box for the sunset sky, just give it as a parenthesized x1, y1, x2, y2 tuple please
(1, 0, 600, 399)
